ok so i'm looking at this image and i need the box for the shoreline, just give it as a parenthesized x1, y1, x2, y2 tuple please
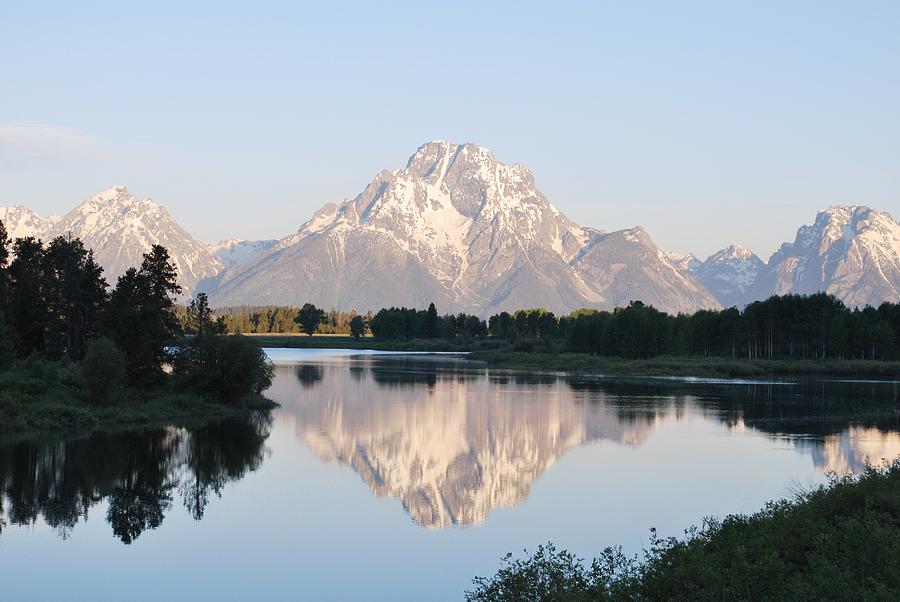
(253, 335, 900, 378)
(0, 392, 278, 441)
(467, 350, 900, 379)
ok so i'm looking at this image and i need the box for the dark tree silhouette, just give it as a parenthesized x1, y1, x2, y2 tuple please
(294, 303, 326, 336)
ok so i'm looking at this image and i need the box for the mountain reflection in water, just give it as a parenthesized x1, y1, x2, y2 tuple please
(268, 354, 900, 528)
(2, 353, 899, 541)
(0, 414, 271, 542)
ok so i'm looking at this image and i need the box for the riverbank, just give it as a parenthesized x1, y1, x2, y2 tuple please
(0, 357, 277, 439)
(468, 460, 900, 600)
(246, 333, 502, 352)
(468, 349, 900, 378)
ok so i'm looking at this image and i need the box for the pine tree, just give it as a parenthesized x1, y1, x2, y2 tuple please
(0, 219, 9, 311)
(105, 246, 182, 384)
(43, 235, 108, 359)
(8, 237, 48, 356)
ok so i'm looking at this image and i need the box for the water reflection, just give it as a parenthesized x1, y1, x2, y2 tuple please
(0, 414, 271, 543)
(269, 355, 900, 529)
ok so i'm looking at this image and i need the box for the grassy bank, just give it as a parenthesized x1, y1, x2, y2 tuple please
(468, 460, 900, 600)
(0, 356, 276, 439)
(468, 349, 900, 378)
(247, 333, 502, 352)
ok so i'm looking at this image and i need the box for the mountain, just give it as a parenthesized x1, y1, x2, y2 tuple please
(692, 244, 766, 308)
(210, 238, 277, 270)
(667, 251, 702, 274)
(0, 205, 58, 240)
(759, 205, 900, 307)
(211, 141, 720, 314)
(1, 186, 222, 296)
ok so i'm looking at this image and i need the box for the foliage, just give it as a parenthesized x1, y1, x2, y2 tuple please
(370, 306, 487, 341)
(468, 461, 900, 601)
(0, 220, 276, 432)
(349, 314, 366, 338)
(294, 302, 326, 336)
(105, 246, 182, 384)
(174, 294, 273, 404)
(173, 332, 274, 404)
(81, 337, 127, 406)
(559, 294, 900, 360)
(209, 304, 370, 335)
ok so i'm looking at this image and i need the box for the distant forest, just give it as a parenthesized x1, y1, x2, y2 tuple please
(212, 293, 900, 360)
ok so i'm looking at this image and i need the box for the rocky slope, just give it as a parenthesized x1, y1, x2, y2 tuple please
(758, 205, 900, 307)
(692, 244, 766, 308)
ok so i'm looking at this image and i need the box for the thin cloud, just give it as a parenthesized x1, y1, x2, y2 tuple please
(0, 123, 98, 167)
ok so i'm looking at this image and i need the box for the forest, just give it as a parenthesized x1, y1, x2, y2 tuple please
(217, 294, 900, 361)
(0, 219, 273, 435)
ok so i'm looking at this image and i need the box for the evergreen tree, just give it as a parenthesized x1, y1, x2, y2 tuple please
(7, 237, 48, 356)
(42, 235, 108, 359)
(106, 246, 182, 384)
(425, 302, 439, 338)
(0, 219, 9, 311)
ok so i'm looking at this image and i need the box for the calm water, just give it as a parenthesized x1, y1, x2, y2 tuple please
(2, 349, 900, 600)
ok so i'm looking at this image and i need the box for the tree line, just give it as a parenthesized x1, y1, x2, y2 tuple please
(239, 293, 900, 360)
(0, 219, 272, 405)
(207, 305, 373, 336)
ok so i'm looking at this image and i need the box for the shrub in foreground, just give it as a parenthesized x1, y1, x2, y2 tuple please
(173, 334, 274, 404)
(468, 460, 900, 601)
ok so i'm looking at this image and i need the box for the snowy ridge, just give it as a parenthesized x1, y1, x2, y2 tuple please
(0, 205, 59, 240)
(1, 186, 222, 296)
(210, 238, 277, 269)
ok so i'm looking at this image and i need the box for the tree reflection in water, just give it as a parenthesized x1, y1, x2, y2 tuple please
(0, 413, 271, 543)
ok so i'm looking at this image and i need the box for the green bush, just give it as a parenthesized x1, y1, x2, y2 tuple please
(173, 334, 274, 404)
(82, 337, 127, 406)
(468, 461, 900, 601)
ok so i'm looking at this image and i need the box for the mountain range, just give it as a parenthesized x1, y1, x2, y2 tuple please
(2, 141, 899, 313)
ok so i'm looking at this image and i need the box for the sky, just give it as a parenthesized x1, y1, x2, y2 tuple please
(1, 1, 898, 259)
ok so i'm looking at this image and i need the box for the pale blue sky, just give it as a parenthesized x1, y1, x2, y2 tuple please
(1, 1, 898, 258)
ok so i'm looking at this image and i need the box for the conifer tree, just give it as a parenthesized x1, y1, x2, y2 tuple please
(43, 235, 108, 359)
(8, 237, 48, 356)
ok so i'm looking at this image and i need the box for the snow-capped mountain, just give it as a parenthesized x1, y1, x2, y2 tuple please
(0, 205, 58, 240)
(667, 251, 702, 274)
(210, 238, 277, 269)
(759, 205, 900, 307)
(1, 186, 222, 296)
(48, 186, 223, 295)
(211, 141, 720, 314)
(692, 244, 766, 308)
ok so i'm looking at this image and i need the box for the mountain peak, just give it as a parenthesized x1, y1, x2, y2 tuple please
(212, 141, 719, 315)
(718, 244, 757, 260)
